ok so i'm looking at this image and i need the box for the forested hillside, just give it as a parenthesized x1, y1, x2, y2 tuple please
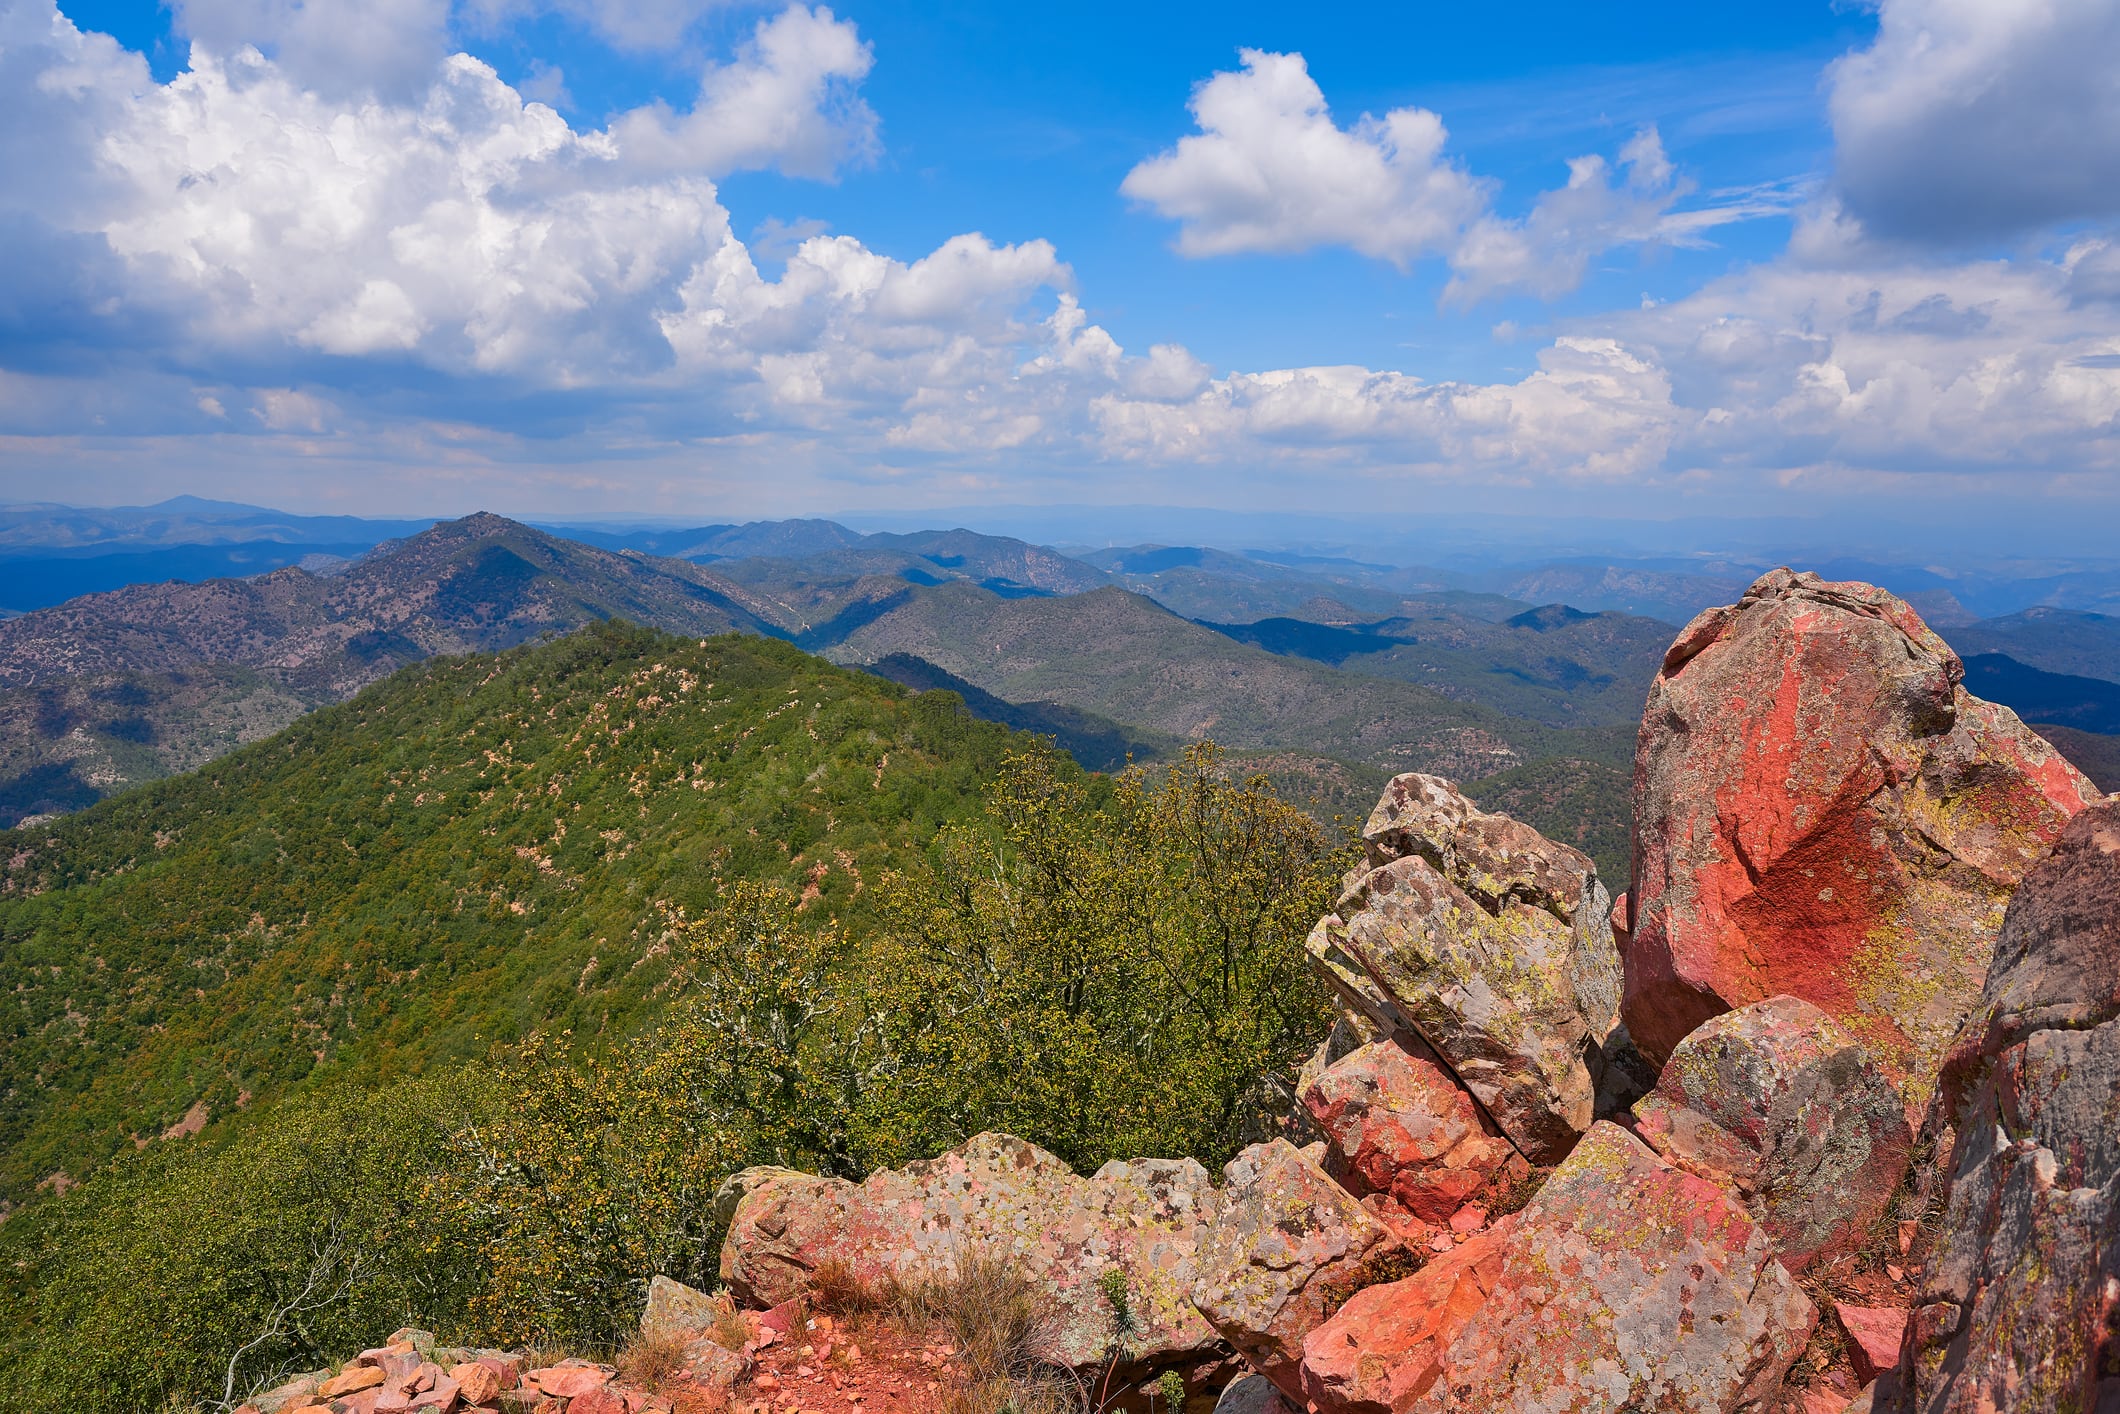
(0, 622, 1030, 1205)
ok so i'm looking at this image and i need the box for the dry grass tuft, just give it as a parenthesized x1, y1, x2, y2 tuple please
(708, 1293, 756, 1354)
(884, 1248, 1081, 1414)
(617, 1324, 694, 1391)
(812, 1255, 888, 1317)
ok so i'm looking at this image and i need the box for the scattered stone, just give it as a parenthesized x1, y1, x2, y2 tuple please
(1299, 1040, 1517, 1228)
(1881, 801, 2120, 1414)
(1834, 1304, 1909, 1386)
(643, 1273, 720, 1334)
(319, 1367, 388, 1398)
(1305, 774, 1623, 1164)
(252, 1371, 329, 1414)
(1625, 570, 2097, 1099)
(1187, 1139, 1402, 1401)
(1301, 1123, 1814, 1414)
(525, 1365, 610, 1399)
(720, 1132, 1221, 1371)
(449, 1362, 499, 1407)
(1633, 994, 1914, 1272)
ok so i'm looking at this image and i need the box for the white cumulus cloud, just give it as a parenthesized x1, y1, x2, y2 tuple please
(608, 4, 877, 180)
(1122, 50, 1769, 305)
(1118, 49, 1486, 267)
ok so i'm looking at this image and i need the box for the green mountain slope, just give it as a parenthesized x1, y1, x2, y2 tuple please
(0, 622, 1032, 1206)
(819, 583, 1632, 781)
(0, 515, 785, 817)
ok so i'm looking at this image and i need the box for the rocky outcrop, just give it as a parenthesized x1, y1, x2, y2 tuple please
(1633, 994, 1913, 1272)
(1188, 1140, 1405, 1401)
(1299, 1039, 1518, 1232)
(1625, 570, 2097, 1100)
(1878, 801, 2120, 1414)
(718, 1132, 1221, 1371)
(1300, 1123, 1814, 1414)
(1304, 774, 1622, 1164)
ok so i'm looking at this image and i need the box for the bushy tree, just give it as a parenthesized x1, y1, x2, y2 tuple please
(853, 742, 1344, 1170)
(0, 1075, 492, 1413)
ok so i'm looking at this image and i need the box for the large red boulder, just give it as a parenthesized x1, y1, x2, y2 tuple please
(717, 1132, 1220, 1371)
(1299, 1122, 1814, 1414)
(1625, 570, 2097, 1100)
(1299, 1040, 1516, 1229)
(1632, 994, 1913, 1272)
(1878, 802, 2120, 1414)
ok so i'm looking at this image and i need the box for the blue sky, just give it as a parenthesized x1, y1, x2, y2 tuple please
(2, 0, 2118, 542)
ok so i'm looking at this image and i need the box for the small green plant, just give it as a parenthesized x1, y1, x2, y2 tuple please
(1096, 1268, 1136, 1350)
(1155, 1370, 1187, 1414)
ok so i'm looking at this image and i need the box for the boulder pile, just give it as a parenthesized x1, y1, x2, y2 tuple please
(299, 571, 2114, 1414)
(238, 1330, 684, 1414)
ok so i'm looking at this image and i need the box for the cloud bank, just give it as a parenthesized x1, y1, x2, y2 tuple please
(0, 0, 2115, 514)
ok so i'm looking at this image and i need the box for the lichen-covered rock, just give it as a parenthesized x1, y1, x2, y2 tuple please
(1361, 772, 1624, 1040)
(1304, 775, 1622, 1165)
(1879, 801, 2120, 1414)
(719, 1132, 1220, 1371)
(1300, 1040, 1516, 1228)
(1213, 1372, 1302, 1414)
(1299, 1123, 1815, 1414)
(1625, 570, 2097, 1101)
(1300, 1222, 1511, 1414)
(1188, 1139, 1404, 1400)
(641, 1273, 719, 1335)
(1633, 994, 1913, 1272)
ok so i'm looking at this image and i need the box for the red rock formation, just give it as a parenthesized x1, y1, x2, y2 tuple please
(1299, 1040, 1517, 1229)
(718, 1133, 1220, 1371)
(1625, 569, 2097, 1100)
(1305, 774, 1624, 1164)
(1187, 1140, 1403, 1401)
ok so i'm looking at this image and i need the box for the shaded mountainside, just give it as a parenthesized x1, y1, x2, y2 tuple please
(0, 668, 311, 828)
(817, 582, 1633, 783)
(1943, 607, 2120, 683)
(1204, 602, 1674, 729)
(1960, 653, 2120, 734)
(0, 513, 774, 691)
(0, 622, 1039, 1206)
(0, 516, 783, 817)
(859, 653, 1175, 772)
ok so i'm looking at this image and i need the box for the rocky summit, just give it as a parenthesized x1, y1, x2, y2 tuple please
(1625, 569, 2098, 1100)
(264, 571, 2117, 1414)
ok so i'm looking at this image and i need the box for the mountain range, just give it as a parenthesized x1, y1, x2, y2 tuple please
(0, 505, 2114, 859)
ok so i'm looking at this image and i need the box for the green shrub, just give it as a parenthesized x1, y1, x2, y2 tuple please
(0, 1073, 495, 1413)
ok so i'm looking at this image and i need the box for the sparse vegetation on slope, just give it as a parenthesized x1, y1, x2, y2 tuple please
(0, 515, 781, 815)
(0, 621, 1028, 1203)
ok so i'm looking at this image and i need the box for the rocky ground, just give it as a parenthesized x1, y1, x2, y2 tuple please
(247, 570, 2119, 1414)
